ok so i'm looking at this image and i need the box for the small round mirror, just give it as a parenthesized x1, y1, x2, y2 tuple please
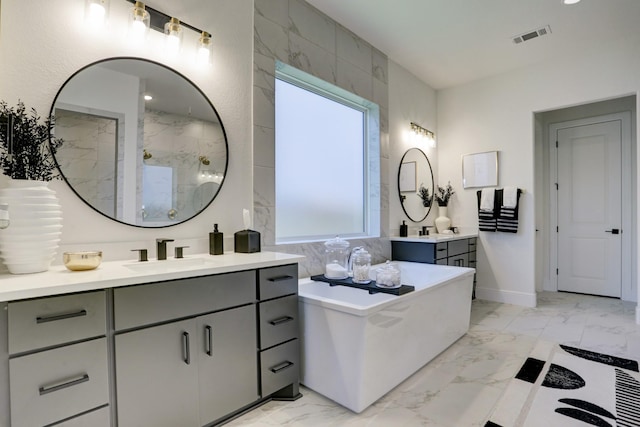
(398, 148, 434, 222)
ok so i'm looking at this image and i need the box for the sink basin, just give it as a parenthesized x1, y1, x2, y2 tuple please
(124, 257, 214, 273)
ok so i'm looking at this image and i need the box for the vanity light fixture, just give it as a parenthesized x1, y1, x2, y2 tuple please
(121, 0, 213, 65)
(143, 94, 153, 101)
(410, 122, 436, 148)
(562, 0, 581, 4)
(85, 0, 110, 28)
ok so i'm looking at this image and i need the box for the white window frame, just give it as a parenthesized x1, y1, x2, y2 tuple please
(274, 61, 380, 244)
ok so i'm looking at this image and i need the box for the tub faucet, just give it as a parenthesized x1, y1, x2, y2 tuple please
(156, 238, 174, 260)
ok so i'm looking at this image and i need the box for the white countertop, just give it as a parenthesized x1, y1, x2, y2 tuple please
(388, 231, 478, 243)
(0, 251, 305, 302)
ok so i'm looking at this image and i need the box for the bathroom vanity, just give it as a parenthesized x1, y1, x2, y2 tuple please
(0, 252, 304, 427)
(390, 233, 478, 293)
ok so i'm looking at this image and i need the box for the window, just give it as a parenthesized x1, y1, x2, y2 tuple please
(275, 62, 380, 243)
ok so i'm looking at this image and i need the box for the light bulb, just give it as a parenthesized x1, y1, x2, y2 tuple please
(85, 0, 108, 27)
(129, 1, 150, 45)
(164, 18, 183, 58)
(196, 31, 213, 66)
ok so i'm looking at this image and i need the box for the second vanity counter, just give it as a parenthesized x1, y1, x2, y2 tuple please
(0, 251, 304, 302)
(388, 231, 478, 243)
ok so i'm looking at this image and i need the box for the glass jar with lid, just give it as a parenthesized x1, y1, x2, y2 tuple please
(375, 261, 401, 288)
(324, 236, 350, 279)
(351, 247, 372, 284)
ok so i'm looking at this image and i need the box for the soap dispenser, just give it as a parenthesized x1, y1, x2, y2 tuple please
(209, 224, 224, 255)
(400, 221, 408, 237)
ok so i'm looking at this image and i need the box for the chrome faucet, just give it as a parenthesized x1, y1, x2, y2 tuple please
(156, 238, 174, 260)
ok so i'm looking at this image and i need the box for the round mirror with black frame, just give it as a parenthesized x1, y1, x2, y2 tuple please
(398, 147, 434, 222)
(49, 57, 228, 228)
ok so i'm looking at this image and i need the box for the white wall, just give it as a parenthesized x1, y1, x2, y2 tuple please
(0, 0, 253, 262)
(437, 34, 640, 309)
(388, 61, 438, 236)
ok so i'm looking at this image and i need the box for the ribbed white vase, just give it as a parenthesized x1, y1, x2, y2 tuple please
(434, 206, 451, 234)
(0, 180, 63, 274)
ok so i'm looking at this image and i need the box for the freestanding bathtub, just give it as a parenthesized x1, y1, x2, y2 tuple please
(298, 261, 475, 413)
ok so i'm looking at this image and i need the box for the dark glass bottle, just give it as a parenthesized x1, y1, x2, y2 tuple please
(209, 224, 224, 255)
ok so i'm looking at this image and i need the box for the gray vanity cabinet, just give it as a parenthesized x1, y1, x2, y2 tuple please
(115, 319, 200, 427)
(6, 291, 110, 427)
(196, 306, 258, 424)
(115, 305, 258, 427)
(257, 265, 301, 399)
(114, 272, 259, 427)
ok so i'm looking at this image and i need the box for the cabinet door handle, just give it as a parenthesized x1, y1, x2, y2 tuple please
(269, 361, 294, 374)
(268, 275, 294, 282)
(182, 332, 191, 365)
(36, 309, 87, 324)
(205, 325, 213, 356)
(269, 316, 294, 326)
(39, 374, 89, 396)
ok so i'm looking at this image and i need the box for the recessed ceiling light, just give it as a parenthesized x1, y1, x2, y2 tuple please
(563, 0, 581, 4)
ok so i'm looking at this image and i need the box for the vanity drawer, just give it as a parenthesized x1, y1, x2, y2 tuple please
(8, 291, 106, 355)
(259, 294, 299, 350)
(9, 338, 109, 427)
(258, 264, 298, 301)
(447, 239, 469, 257)
(260, 339, 299, 397)
(114, 270, 255, 330)
(53, 406, 110, 427)
(434, 242, 448, 260)
(448, 253, 469, 268)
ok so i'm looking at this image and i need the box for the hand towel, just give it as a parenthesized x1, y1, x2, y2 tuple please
(503, 186, 518, 208)
(477, 190, 497, 232)
(497, 188, 521, 233)
(480, 188, 495, 211)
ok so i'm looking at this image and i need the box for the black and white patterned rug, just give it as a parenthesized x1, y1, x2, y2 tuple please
(486, 341, 640, 427)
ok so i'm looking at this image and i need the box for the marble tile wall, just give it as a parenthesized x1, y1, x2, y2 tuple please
(254, 0, 390, 276)
(142, 109, 226, 224)
(54, 109, 117, 218)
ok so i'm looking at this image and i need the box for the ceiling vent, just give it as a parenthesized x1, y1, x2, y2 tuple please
(512, 25, 552, 44)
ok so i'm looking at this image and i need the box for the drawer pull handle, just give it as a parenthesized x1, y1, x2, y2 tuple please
(269, 316, 294, 326)
(270, 361, 294, 374)
(39, 374, 89, 396)
(437, 248, 447, 252)
(182, 332, 191, 365)
(36, 309, 87, 324)
(268, 275, 294, 282)
(205, 325, 213, 356)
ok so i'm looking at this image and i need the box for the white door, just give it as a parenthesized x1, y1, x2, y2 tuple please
(557, 120, 622, 297)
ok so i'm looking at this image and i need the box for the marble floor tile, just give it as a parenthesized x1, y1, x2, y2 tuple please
(229, 292, 640, 426)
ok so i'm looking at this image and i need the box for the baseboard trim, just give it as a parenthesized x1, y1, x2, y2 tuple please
(475, 287, 537, 308)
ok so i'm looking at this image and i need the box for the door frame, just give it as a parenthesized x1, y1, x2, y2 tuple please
(549, 112, 632, 299)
